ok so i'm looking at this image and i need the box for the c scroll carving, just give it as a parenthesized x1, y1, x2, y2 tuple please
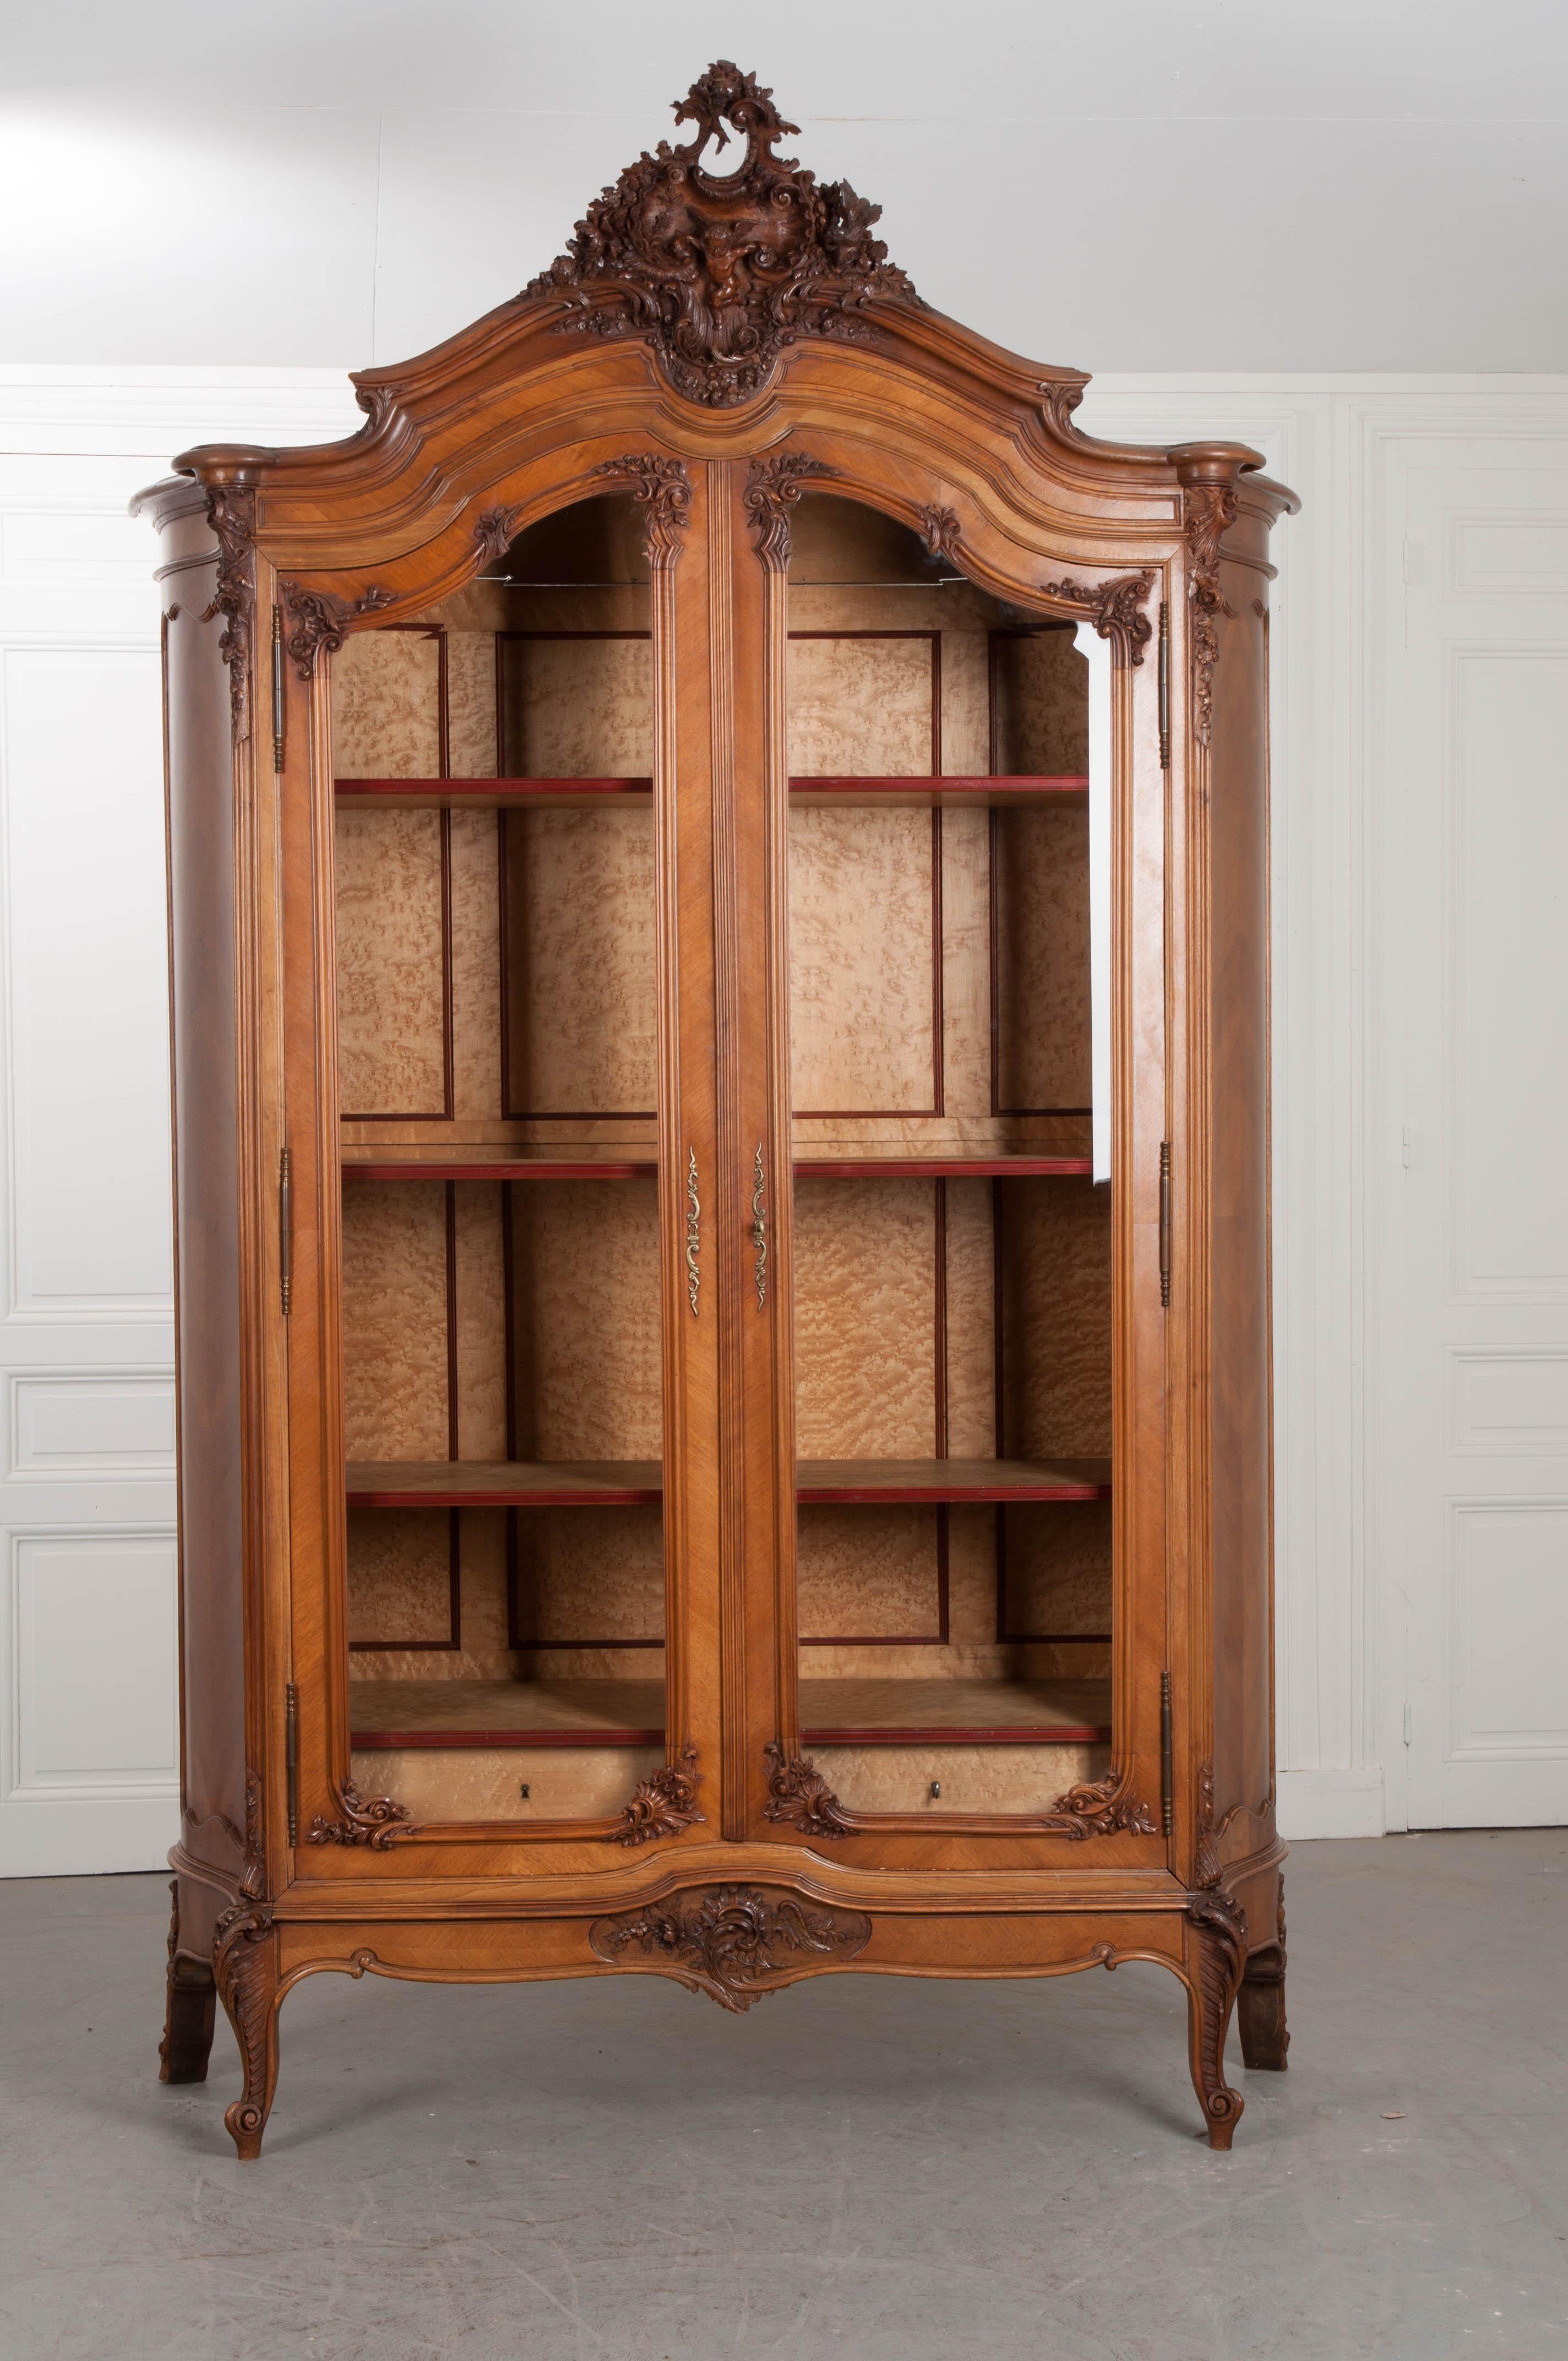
(280, 581, 396, 681)
(524, 62, 918, 409)
(744, 452, 836, 570)
(306, 1781, 417, 1850)
(590, 1884, 871, 2011)
(1040, 568, 1157, 667)
(1051, 1770, 1159, 1837)
(762, 1740, 853, 1838)
(614, 1747, 705, 1846)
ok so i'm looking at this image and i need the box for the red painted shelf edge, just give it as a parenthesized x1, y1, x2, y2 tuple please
(351, 1723, 1109, 1748)
(334, 774, 1088, 798)
(350, 1728, 663, 1749)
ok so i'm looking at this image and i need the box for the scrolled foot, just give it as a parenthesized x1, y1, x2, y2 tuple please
(1186, 1887, 1248, 2149)
(213, 1900, 280, 2162)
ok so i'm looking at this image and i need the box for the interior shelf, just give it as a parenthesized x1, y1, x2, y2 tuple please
(347, 1456, 1110, 1507)
(347, 1676, 1112, 1750)
(340, 1155, 1093, 1182)
(335, 773, 1088, 808)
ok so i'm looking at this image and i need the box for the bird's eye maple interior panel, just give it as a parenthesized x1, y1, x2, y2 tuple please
(140, 57, 1293, 2161)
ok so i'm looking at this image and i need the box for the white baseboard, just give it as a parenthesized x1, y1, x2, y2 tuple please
(1276, 1769, 1386, 1841)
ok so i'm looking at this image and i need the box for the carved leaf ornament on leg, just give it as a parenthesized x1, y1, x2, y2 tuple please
(524, 62, 920, 409)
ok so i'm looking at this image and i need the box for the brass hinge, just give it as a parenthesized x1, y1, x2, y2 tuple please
(285, 1682, 298, 1846)
(1157, 600, 1170, 770)
(1160, 1671, 1173, 1837)
(1158, 1141, 1171, 1308)
(279, 1147, 292, 1316)
(271, 604, 286, 773)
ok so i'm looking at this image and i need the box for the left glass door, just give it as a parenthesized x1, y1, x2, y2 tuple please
(329, 491, 670, 1827)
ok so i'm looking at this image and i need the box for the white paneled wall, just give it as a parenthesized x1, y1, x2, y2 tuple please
(3, 366, 1565, 1867)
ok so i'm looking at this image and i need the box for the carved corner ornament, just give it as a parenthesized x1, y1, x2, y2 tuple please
(592, 454, 692, 567)
(590, 1883, 871, 2011)
(918, 503, 962, 565)
(522, 61, 919, 409)
(744, 452, 836, 570)
(306, 1780, 417, 1851)
(762, 1739, 853, 1839)
(204, 485, 257, 741)
(614, 1746, 705, 1846)
(1052, 1771, 1159, 1838)
(474, 504, 524, 564)
(280, 580, 397, 680)
(1040, 567, 1157, 667)
(1184, 483, 1238, 744)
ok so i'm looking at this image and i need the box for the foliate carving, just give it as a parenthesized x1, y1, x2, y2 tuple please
(1052, 1771, 1159, 1838)
(589, 1883, 871, 2012)
(743, 453, 836, 569)
(474, 505, 524, 564)
(1184, 483, 1238, 744)
(918, 504, 962, 565)
(1194, 1758, 1221, 1889)
(1185, 1885, 1249, 2147)
(281, 581, 396, 680)
(592, 454, 692, 566)
(763, 1739, 853, 1838)
(523, 61, 919, 409)
(306, 1781, 416, 1851)
(1041, 568, 1156, 667)
(614, 1746, 705, 1846)
(205, 486, 256, 741)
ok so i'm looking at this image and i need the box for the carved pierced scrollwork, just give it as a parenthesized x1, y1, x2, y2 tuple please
(589, 1883, 871, 2011)
(1052, 1771, 1159, 1837)
(524, 62, 919, 409)
(281, 581, 396, 680)
(744, 451, 836, 570)
(1040, 567, 1157, 667)
(918, 504, 962, 564)
(1185, 1885, 1249, 2148)
(592, 454, 692, 567)
(474, 505, 524, 564)
(614, 1746, 705, 1846)
(762, 1739, 853, 1838)
(1184, 483, 1238, 744)
(306, 1781, 416, 1850)
(205, 486, 256, 741)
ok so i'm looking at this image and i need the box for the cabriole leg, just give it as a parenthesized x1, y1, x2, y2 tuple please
(1185, 1891, 1248, 2150)
(158, 1878, 217, 2084)
(213, 1905, 280, 2162)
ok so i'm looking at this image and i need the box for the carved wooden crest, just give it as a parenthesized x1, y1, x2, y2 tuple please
(524, 61, 919, 407)
(590, 1883, 870, 2011)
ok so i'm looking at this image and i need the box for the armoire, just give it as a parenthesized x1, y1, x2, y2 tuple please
(135, 62, 1295, 2158)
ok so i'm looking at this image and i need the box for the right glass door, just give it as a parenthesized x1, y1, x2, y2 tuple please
(784, 493, 1113, 1819)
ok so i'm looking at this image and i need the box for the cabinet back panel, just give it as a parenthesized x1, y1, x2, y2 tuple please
(998, 1179, 1113, 1457)
(793, 1178, 938, 1457)
(332, 628, 442, 776)
(336, 807, 449, 1117)
(498, 636, 652, 777)
(790, 807, 938, 1113)
(341, 1181, 450, 1459)
(993, 804, 1092, 1113)
(507, 1179, 662, 1461)
(797, 1504, 944, 1644)
(502, 808, 656, 1116)
(991, 631, 1089, 775)
(348, 1507, 456, 1647)
(511, 1506, 665, 1646)
(786, 632, 936, 776)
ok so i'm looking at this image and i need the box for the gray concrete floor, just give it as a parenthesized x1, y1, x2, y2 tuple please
(1, 1834, 1565, 2359)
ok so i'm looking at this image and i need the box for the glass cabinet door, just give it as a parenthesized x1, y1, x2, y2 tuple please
(779, 494, 1115, 1822)
(328, 492, 674, 1829)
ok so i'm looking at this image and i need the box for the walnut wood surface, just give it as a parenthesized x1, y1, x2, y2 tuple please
(346, 1674, 1110, 1747)
(335, 773, 1087, 807)
(346, 1456, 1109, 1505)
(141, 56, 1289, 2158)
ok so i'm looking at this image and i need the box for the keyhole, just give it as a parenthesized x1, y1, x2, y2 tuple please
(519, 1782, 531, 1800)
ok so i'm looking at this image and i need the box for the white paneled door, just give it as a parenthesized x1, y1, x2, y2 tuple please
(0, 369, 355, 1872)
(1390, 439, 1568, 1825)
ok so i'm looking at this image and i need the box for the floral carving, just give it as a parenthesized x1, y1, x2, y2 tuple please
(474, 505, 524, 564)
(614, 1746, 705, 1846)
(744, 452, 836, 569)
(1184, 484, 1238, 744)
(281, 581, 396, 680)
(918, 503, 962, 564)
(1052, 1771, 1159, 1837)
(589, 1883, 871, 2011)
(205, 486, 256, 741)
(524, 61, 919, 408)
(1040, 567, 1156, 667)
(306, 1780, 416, 1850)
(763, 1739, 853, 1838)
(592, 454, 692, 566)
